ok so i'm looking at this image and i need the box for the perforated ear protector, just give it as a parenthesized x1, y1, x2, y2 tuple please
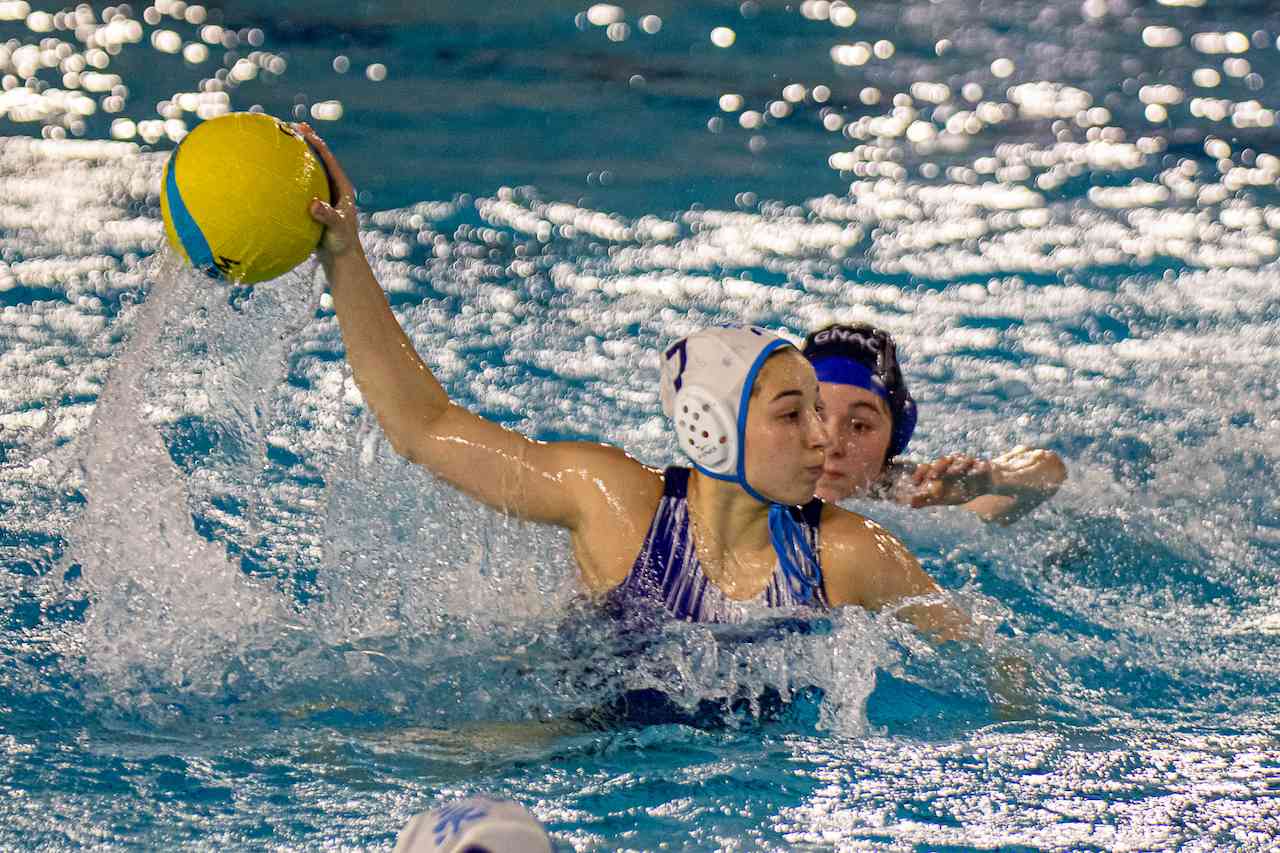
(670, 384, 737, 474)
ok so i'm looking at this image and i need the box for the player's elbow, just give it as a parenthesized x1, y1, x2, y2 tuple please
(375, 411, 437, 468)
(386, 430, 423, 466)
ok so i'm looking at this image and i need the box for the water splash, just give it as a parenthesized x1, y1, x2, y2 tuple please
(40, 245, 894, 736)
(65, 263, 303, 709)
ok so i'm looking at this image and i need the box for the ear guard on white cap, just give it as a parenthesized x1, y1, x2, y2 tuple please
(660, 325, 792, 482)
(669, 384, 737, 473)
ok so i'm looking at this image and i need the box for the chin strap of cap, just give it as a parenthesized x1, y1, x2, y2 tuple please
(736, 341, 826, 607)
(768, 503, 825, 605)
(703, 475, 824, 606)
(728, 474, 822, 605)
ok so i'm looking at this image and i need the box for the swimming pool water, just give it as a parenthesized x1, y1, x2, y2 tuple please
(2, 0, 1279, 849)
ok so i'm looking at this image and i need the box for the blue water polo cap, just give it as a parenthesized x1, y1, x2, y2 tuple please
(801, 323, 917, 458)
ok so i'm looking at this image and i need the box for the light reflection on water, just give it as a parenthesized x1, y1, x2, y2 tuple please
(780, 727, 1280, 850)
(1, 0, 1279, 849)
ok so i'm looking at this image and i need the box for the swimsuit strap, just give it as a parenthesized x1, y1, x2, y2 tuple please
(616, 467, 827, 622)
(661, 465, 691, 499)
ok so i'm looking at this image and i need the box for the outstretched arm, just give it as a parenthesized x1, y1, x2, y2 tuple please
(889, 447, 1067, 525)
(299, 125, 645, 531)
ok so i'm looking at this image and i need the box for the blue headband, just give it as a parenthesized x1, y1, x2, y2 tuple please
(810, 355, 890, 401)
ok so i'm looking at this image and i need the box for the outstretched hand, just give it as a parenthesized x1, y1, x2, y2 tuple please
(906, 454, 994, 508)
(990, 445, 1061, 480)
(295, 122, 361, 264)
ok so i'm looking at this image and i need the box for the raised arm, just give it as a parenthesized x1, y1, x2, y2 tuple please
(299, 125, 648, 531)
(961, 446, 1067, 524)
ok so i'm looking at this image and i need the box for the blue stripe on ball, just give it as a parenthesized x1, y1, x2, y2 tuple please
(164, 153, 220, 278)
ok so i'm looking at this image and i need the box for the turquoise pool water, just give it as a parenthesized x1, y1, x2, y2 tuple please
(2, 0, 1279, 849)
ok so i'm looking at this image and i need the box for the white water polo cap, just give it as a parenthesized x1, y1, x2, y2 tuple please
(394, 797, 552, 853)
(660, 325, 827, 605)
(660, 325, 793, 495)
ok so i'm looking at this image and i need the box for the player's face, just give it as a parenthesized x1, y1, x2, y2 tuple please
(743, 350, 828, 506)
(814, 382, 893, 502)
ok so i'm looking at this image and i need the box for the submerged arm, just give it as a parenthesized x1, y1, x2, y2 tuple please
(819, 506, 1033, 713)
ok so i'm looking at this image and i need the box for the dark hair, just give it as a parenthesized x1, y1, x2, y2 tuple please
(801, 323, 917, 458)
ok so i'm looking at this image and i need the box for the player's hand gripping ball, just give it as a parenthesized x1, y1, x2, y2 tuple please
(160, 112, 332, 284)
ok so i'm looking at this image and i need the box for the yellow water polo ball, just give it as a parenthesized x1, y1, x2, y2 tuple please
(160, 112, 331, 284)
